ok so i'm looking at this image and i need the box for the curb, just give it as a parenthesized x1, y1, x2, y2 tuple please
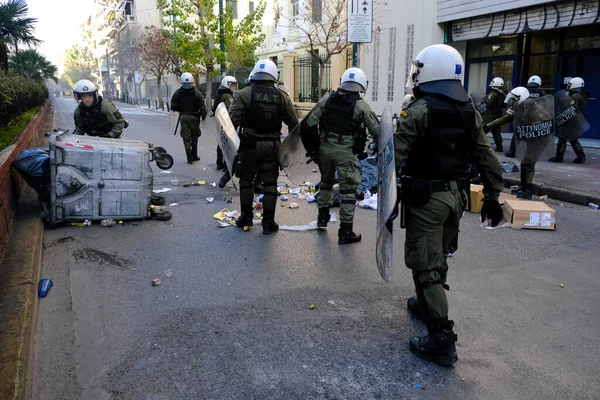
(0, 188, 44, 400)
(502, 176, 600, 206)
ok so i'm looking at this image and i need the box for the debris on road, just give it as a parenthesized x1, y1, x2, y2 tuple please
(153, 188, 173, 194)
(281, 195, 289, 201)
(206, 197, 214, 203)
(182, 180, 206, 187)
(357, 192, 378, 210)
(169, 203, 179, 206)
(170, 179, 179, 186)
(160, 170, 172, 174)
(560, 283, 564, 288)
(210, 182, 217, 187)
(38, 279, 53, 298)
(280, 221, 319, 231)
(100, 219, 117, 227)
(306, 193, 316, 203)
(152, 278, 162, 286)
(289, 202, 299, 209)
(70, 220, 91, 227)
(309, 304, 316, 309)
(164, 270, 175, 278)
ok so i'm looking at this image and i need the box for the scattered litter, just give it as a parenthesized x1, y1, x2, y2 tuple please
(281, 195, 289, 201)
(203, 167, 207, 170)
(152, 278, 162, 286)
(281, 202, 286, 207)
(559, 203, 564, 207)
(289, 202, 299, 209)
(160, 170, 172, 174)
(509, 185, 520, 191)
(70, 220, 91, 227)
(224, 210, 241, 219)
(198, 180, 206, 185)
(568, 174, 572, 177)
(218, 221, 233, 228)
(280, 221, 319, 231)
(169, 203, 179, 206)
(100, 219, 117, 227)
(164, 270, 175, 278)
(255, 212, 262, 219)
(500, 161, 519, 173)
(539, 195, 548, 201)
(304, 181, 312, 186)
(38, 279, 53, 298)
(306, 193, 316, 203)
(330, 212, 337, 222)
(210, 182, 217, 187)
(559, 283, 564, 288)
(213, 209, 231, 220)
(252, 219, 262, 224)
(206, 197, 214, 203)
(309, 304, 316, 309)
(312, 168, 318, 173)
(258, 194, 264, 202)
(290, 188, 301, 195)
(224, 197, 233, 203)
(589, 203, 600, 210)
(297, 194, 306, 200)
(170, 179, 179, 186)
(448, 253, 453, 257)
(357, 192, 377, 209)
(357, 156, 378, 193)
(153, 188, 173, 193)
(415, 384, 421, 389)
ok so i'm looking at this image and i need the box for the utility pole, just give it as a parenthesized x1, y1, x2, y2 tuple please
(219, 0, 225, 77)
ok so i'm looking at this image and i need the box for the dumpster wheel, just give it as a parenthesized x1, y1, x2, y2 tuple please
(156, 153, 174, 170)
(154, 146, 167, 155)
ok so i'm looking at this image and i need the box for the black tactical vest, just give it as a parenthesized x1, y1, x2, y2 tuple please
(490, 90, 505, 119)
(177, 88, 200, 114)
(320, 91, 364, 136)
(212, 87, 232, 113)
(406, 95, 476, 181)
(527, 87, 545, 98)
(244, 83, 283, 134)
(80, 97, 111, 136)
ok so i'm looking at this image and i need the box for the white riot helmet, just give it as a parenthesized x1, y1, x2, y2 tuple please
(245, 69, 255, 84)
(567, 77, 584, 90)
(406, 44, 468, 102)
(73, 79, 98, 105)
(340, 67, 368, 92)
(180, 72, 194, 89)
(504, 86, 530, 107)
(221, 75, 237, 90)
(489, 77, 504, 88)
(527, 75, 542, 88)
(251, 59, 278, 82)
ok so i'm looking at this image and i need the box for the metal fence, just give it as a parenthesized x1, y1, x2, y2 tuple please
(294, 56, 331, 103)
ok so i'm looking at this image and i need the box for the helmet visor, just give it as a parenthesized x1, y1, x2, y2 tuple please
(405, 62, 421, 91)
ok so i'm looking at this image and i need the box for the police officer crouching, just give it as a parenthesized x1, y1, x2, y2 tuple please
(73, 79, 125, 138)
(304, 67, 379, 244)
(396, 44, 504, 365)
(229, 59, 298, 233)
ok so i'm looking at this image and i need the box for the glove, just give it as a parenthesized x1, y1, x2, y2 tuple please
(482, 124, 490, 133)
(481, 199, 503, 227)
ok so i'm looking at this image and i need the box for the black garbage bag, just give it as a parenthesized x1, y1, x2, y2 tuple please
(12, 148, 50, 200)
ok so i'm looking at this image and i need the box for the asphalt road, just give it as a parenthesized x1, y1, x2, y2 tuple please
(32, 97, 600, 400)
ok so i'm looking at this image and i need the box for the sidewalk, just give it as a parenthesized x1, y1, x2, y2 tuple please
(494, 134, 600, 206)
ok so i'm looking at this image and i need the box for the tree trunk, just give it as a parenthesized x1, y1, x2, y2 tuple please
(205, 64, 214, 113)
(317, 61, 326, 100)
(157, 75, 163, 109)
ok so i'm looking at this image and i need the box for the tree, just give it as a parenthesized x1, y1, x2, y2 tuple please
(62, 45, 96, 88)
(10, 48, 57, 82)
(138, 26, 173, 109)
(0, 0, 41, 72)
(158, 0, 266, 110)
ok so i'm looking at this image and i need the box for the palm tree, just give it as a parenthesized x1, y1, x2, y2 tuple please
(10, 48, 57, 82)
(0, 0, 41, 72)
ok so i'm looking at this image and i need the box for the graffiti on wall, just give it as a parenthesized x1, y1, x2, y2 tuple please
(449, 0, 600, 41)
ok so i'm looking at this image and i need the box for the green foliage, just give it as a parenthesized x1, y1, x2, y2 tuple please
(0, 71, 47, 129)
(0, 105, 39, 151)
(0, 0, 41, 72)
(62, 45, 96, 88)
(10, 48, 57, 82)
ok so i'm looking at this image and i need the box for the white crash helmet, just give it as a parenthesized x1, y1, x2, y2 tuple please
(527, 75, 542, 87)
(252, 59, 278, 82)
(73, 79, 98, 105)
(406, 44, 468, 102)
(340, 67, 368, 92)
(504, 86, 530, 107)
(567, 77, 584, 90)
(489, 77, 504, 88)
(221, 75, 237, 90)
(180, 72, 194, 89)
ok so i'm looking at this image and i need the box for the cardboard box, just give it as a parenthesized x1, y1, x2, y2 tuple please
(503, 199, 556, 230)
(467, 185, 517, 213)
(498, 192, 517, 204)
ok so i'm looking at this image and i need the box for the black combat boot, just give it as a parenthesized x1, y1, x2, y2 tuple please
(236, 208, 254, 229)
(216, 146, 224, 170)
(573, 154, 586, 164)
(548, 156, 563, 163)
(317, 207, 331, 228)
(409, 318, 458, 366)
(494, 145, 503, 153)
(262, 219, 279, 234)
(218, 169, 231, 188)
(516, 189, 532, 200)
(504, 151, 515, 158)
(338, 222, 361, 244)
(191, 139, 200, 161)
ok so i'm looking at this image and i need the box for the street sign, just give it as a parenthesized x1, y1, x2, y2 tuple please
(348, 0, 373, 43)
(134, 71, 142, 84)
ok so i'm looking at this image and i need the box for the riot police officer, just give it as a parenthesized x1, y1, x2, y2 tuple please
(228, 59, 298, 234)
(170, 72, 207, 164)
(485, 77, 506, 152)
(304, 67, 379, 244)
(73, 79, 125, 138)
(396, 44, 504, 365)
(213, 75, 238, 170)
(549, 77, 588, 164)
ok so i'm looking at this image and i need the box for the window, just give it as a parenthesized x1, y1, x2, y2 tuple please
(291, 0, 299, 18)
(387, 28, 397, 102)
(372, 32, 380, 101)
(226, 0, 238, 19)
(467, 37, 518, 58)
(249, 1, 254, 13)
(312, 0, 322, 22)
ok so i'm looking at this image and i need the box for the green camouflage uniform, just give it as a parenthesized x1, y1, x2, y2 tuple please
(306, 90, 379, 225)
(395, 97, 503, 321)
(555, 90, 587, 159)
(229, 82, 298, 226)
(171, 87, 207, 162)
(483, 89, 506, 149)
(73, 96, 124, 138)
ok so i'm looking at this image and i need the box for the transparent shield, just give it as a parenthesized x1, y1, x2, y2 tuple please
(553, 90, 590, 140)
(376, 105, 397, 282)
(213, 103, 240, 187)
(513, 95, 555, 163)
(279, 120, 320, 185)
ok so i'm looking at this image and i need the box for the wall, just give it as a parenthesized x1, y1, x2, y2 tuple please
(438, 0, 555, 23)
(0, 103, 49, 257)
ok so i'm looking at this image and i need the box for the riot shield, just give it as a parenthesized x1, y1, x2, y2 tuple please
(213, 103, 240, 185)
(376, 105, 397, 282)
(279, 112, 320, 185)
(553, 90, 590, 141)
(513, 95, 555, 163)
(470, 87, 493, 124)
